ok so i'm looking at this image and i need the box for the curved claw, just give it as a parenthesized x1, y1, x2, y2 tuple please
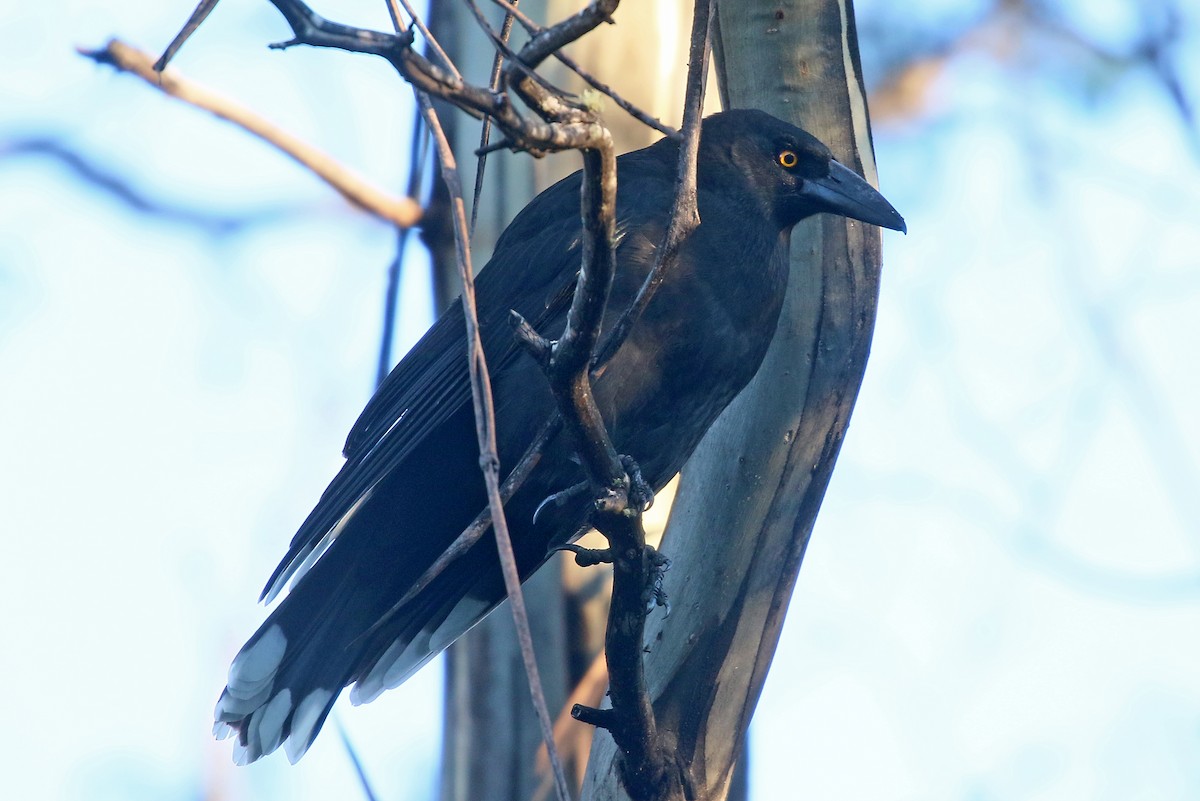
(532, 480, 589, 526)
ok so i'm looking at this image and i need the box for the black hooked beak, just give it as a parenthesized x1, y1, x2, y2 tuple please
(803, 159, 907, 233)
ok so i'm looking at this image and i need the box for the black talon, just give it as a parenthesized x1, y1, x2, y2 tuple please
(532, 480, 590, 526)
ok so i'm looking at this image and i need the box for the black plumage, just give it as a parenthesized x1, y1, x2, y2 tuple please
(214, 109, 905, 764)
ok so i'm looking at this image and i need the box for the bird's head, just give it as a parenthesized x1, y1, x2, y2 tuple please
(699, 109, 906, 234)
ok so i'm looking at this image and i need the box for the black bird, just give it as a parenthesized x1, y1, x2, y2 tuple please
(214, 109, 905, 764)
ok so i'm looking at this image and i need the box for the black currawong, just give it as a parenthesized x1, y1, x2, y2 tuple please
(213, 109, 906, 764)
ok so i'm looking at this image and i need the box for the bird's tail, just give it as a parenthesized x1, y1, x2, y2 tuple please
(214, 553, 363, 764)
(213, 501, 518, 764)
(213, 404, 571, 764)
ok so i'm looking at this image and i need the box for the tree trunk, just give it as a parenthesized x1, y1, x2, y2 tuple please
(582, 1, 885, 798)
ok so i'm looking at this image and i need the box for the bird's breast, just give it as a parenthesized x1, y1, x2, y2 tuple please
(593, 225, 790, 485)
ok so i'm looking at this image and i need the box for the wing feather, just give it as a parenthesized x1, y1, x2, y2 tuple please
(260, 146, 677, 602)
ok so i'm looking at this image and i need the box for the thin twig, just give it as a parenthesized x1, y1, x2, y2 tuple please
(475, 137, 517, 156)
(386, 0, 461, 80)
(418, 94, 573, 801)
(334, 716, 382, 801)
(376, 114, 430, 387)
(371, 6, 578, 798)
(81, 40, 422, 228)
(471, 1, 518, 236)
(0, 136, 300, 234)
(489, 0, 678, 139)
(465, 0, 583, 115)
(555, 51, 677, 139)
(263, 0, 616, 153)
(358, 413, 560, 638)
(593, 0, 712, 369)
(570, 3, 716, 798)
(376, 0, 434, 386)
(154, 0, 222, 70)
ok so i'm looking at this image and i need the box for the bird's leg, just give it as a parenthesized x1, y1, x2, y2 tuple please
(555, 541, 668, 615)
(619, 454, 654, 513)
(588, 455, 671, 616)
(615, 455, 668, 614)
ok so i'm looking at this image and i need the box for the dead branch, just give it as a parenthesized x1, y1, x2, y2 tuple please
(154, 0, 222, 70)
(417, 91, 573, 801)
(489, 0, 677, 139)
(80, 39, 421, 228)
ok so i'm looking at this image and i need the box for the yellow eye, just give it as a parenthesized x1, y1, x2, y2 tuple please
(777, 149, 798, 169)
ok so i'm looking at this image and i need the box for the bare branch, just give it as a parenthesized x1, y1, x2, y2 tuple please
(334, 718, 382, 801)
(376, 114, 431, 387)
(572, 4, 716, 798)
(360, 414, 561, 634)
(470, 0, 518, 235)
(263, 0, 615, 154)
(490, 0, 678, 139)
(542, 142, 625, 491)
(154, 0, 222, 70)
(80, 39, 422, 228)
(465, 0, 578, 106)
(418, 95, 573, 801)
(384, 0, 461, 79)
(593, 0, 713, 370)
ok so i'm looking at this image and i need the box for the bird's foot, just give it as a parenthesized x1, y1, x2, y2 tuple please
(553, 542, 614, 567)
(643, 545, 671, 617)
(620, 455, 654, 514)
(554, 543, 669, 614)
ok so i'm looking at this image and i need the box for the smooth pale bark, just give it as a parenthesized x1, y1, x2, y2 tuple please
(582, 1, 884, 799)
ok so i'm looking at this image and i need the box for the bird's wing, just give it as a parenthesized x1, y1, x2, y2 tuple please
(259, 173, 589, 602)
